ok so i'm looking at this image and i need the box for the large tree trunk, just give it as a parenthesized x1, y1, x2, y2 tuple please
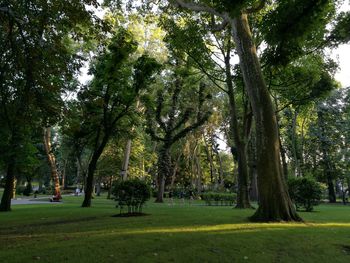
(231, 14, 300, 221)
(0, 161, 15, 212)
(43, 127, 61, 197)
(225, 52, 252, 209)
(156, 146, 171, 203)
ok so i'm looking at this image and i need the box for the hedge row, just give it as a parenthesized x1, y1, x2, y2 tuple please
(201, 192, 237, 206)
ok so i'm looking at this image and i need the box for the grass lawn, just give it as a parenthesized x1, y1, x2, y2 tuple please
(0, 195, 350, 263)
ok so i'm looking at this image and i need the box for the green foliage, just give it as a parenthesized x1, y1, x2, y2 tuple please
(329, 11, 350, 45)
(288, 176, 324, 211)
(201, 192, 237, 206)
(15, 186, 27, 196)
(112, 179, 151, 214)
(261, 0, 335, 65)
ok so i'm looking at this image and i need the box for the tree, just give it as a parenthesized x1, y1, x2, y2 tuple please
(160, 16, 253, 208)
(70, 29, 159, 207)
(160, 0, 300, 221)
(0, 0, 97, 211)
(43, 127, 61, 198)
(144, 64, 212, 202)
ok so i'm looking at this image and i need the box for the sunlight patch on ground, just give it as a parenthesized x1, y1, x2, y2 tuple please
(2, 222, 350, 242)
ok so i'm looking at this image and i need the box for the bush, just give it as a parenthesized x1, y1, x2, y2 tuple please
(201, 192, 237, 206)
(16, 185, 26, 195)
(287, 176, 323, 211)
(112, 179, 151, 214)
(23, 184, 32, 196)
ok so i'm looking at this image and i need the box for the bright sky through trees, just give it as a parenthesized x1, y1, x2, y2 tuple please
(79, 2, 350, 88)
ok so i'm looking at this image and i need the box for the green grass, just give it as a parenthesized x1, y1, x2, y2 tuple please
(0, 195, 350, 263)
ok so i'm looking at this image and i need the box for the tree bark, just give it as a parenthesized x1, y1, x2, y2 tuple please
(0, 161, 15, 211)
(170, 153, 181, 189)
(121, 139, 132, 181)
(203, 132, 216, 186)
(82, 135, 109, 207)
(224, 51, 252, 208)
(107, 175, 113, 199)
(279, 136, 289, 180)
(43, 127, 61, 197)
(61, 159, 67, 189)
(194, 151, 203, 192)
(248, 132, 258, 201)
(317, 109, 336, 203)
(156, 146, 171, 203)
(231, 14, 300, 221)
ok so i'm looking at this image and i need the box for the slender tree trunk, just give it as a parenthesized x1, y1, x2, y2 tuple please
(216, 150, 224, 187)
(0, 161, 15, 211)
(231, 14, 300, 221)
(225, 53, 252, 208)
(194, 151, 203, 192)
(107, 175, 113, 199)
(43, 127, 61, 197)
(12, 178, 17, 199)
(279, 136, 289, 180)
(317, 110, 336, 203)
(248, 132, 258, 201)
(121, 139, 132, 181)
(274, 100, 288, 179)
(82, 135, 109, 207)
(61, 159, 67, 189)
(170, 153, 181, 189)
(203, 132, 215, 185)
(156, 145, 171, 203)
(96, 178, 101, 196)
(327, 177, 336, 203)
(291, 110, 301, 177)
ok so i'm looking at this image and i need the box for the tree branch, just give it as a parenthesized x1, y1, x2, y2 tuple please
(245, 0, 267, 14)
(172, 111, 211, 143)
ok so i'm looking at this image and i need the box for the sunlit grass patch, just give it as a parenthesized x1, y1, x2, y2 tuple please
(1, 195, 350, 262)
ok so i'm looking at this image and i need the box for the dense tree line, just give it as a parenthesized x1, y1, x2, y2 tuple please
(0, 0, 349, 222)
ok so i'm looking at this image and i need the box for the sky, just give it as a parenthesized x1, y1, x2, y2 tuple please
(330, 43, 350, 87)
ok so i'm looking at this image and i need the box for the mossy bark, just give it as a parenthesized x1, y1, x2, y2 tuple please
(155, 146, 171, 203)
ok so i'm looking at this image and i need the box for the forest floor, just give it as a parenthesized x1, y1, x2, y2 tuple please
(0, 194, 350, 263)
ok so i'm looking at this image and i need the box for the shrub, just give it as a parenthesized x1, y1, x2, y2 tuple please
(16, 185, 26, 195)
(287, 176, 323, 211)
(23, 184, 32, 196)
(112, 179, 151, 214)
(201, 192, 237, 206)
